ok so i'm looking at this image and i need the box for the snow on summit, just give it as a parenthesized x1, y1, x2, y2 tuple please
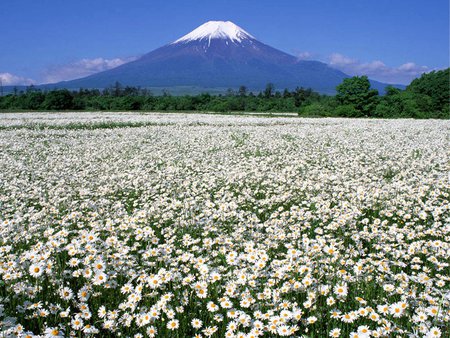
(173, 21, 255, 44)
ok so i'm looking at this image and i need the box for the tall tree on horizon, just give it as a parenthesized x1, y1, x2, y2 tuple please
(336, 76, 379, 116)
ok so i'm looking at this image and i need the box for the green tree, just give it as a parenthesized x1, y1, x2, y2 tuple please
(24, 92, 45, 110)
(238, 85, 248, 97)
(42, 90, 74, 110)
(264, 83, 275, 98)
(113, 81, 123, 97)
(335, 104, 359, 117)
(299, 102, 332, 117)
(336, 76, 379, 116)
(407, 68, 449, 118)
(375, 89, 429, 118)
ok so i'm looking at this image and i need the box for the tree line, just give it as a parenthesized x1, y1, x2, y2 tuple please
(0, 68, 448, 118)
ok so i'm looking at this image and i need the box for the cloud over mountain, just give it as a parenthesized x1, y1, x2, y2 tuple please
(327, 53, 431, 85)
(39, 53, 437, 86)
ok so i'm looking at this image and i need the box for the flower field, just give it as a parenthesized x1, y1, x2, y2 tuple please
(0, 113, 448, 337)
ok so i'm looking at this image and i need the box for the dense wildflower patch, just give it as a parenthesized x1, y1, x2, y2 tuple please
(0, 113, 448, 337)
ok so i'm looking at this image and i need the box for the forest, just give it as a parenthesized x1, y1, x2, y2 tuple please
(0, 68, 448, 118)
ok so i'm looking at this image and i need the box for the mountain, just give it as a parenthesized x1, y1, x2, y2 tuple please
(50, 21, 400, 94)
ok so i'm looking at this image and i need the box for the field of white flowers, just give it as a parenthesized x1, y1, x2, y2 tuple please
(0, 113, 448, 338)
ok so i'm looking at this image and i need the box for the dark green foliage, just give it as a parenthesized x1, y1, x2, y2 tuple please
(299, 102, 332, 117)
(406, 68, 449, 118)
(334, 104, 360, 117)
(264, 83, 275, 98)
(0, 83, 321, 113)
(0, 70, 448, 119)
(374, 89, 423, 118)
(42, 90, 74, 110)
(23, 92, 45, 110)
(336, 76, 379, 116)
(372, 69, 449, 119)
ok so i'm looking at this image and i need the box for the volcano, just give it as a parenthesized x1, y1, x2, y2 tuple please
(52, 21, 395, 94)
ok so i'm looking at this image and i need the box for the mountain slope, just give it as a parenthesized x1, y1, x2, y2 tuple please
(52, 21, 399, 94)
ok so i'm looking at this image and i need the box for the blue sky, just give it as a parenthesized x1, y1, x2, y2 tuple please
(0, 0, 448, 85)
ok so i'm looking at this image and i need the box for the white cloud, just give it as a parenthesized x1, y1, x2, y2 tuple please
(0, 53, 438, 87)
(328, 53, 355, 66)
(296, 51, 315, 60)
(327, 53, 432, 84)
(42, 56, 137, 83)
(0, 72, 35, 85)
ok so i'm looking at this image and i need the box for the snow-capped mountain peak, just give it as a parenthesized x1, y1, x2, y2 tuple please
(173, 21, 254, 44)
(53, 20, 399, 94)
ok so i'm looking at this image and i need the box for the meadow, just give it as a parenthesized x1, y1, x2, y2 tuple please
(0, 112, 448, 337)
